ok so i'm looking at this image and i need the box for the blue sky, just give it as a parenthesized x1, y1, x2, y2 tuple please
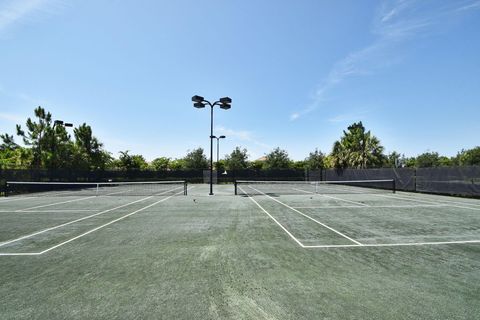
(0, 0, 479, 161)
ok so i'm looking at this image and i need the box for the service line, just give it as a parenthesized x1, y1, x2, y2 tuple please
(248, 186, 362, 246)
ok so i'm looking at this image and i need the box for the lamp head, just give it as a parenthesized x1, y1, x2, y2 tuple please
(219, 135, 226, 139)
(194, 102, 205, 108)
(54, 120, 64, 126)
(64, 123, 73, 127)
(219, 97, 231, 110)
(219, 97, 231, 104)
(192, 95, 205, 103)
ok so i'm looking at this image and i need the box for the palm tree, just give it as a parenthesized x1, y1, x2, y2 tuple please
(331, 121, 385, 169)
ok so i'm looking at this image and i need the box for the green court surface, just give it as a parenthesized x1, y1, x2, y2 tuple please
(1, 184, 479, 319)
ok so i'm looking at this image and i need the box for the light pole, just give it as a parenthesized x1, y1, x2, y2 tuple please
(52, 120, 73, 167)
(192, 95, 231, 195)
(53, 120, 73, 130)
(211, 135, 226, 164)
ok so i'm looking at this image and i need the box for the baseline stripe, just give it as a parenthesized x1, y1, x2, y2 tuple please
(292, 204, 446, 209)
(303, 239, 480, 248)
(0, 252, 42, 256)
(375, 194, 480, 211)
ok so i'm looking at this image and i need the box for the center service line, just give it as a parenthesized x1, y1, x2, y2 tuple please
(248, 186, 363, 246)
(241, 187, 305, 248)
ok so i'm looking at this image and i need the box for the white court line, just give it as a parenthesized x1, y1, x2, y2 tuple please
(320, 194, 370, 207)
(0, 185, 192, 256)
(314, 185, 480, 210)
(374, 193, 480, 211)
(0, 196, 154, 248)
(0, 252, 42, 256)
(0, 209, 100, 213)
(292, 187, 316, 194)
(241, 187, 480, 249)
(393, 191, 480, 208)
(248, 186, 362, 245)
(292, 204, 447, 209)
(14, 189, 133, 212)
(0, 196, 39, 203)
(15, 195, 98, 212)
(38, 189, 186, 255)
(0, 185, 185, 247)
(303, 239, 480, 248)
(292, 187, 370, 207)
(242, 187, 304, 247)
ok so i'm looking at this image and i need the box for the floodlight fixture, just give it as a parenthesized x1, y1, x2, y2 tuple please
(54, 120, 73, 128)
(192, 94, 232, 195)
(51, 119, 73, 161)
(219, 97, 232, 104)
(192, 95, 204, 103)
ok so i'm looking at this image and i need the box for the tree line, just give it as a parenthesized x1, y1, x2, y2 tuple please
(1, 107, 479, 170)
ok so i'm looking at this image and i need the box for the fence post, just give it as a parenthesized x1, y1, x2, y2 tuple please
(414, 168, 417, 192)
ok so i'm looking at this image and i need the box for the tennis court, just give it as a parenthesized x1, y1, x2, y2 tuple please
(1, 181, 479, 319)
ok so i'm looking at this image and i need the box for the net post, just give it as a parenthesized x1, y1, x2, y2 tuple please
(234, 181, 237, 195)
(392, 179, 396, 193)
(184, 181, 187, 195)
(96, 183, 99, 196)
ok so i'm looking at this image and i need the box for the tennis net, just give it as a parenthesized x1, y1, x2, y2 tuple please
(234, 179, 395, 196)
(6, 181, 187, 197)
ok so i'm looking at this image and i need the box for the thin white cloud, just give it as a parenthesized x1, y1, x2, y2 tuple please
(0, 0, 64, 34)
(16, 91, 51, 107)
(456, 0, 480, 12)
(215, 126, 271, 150)
(290, 0, 480, 121)
(328, 110, 371, 124)
(0, 112, 25, 123)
